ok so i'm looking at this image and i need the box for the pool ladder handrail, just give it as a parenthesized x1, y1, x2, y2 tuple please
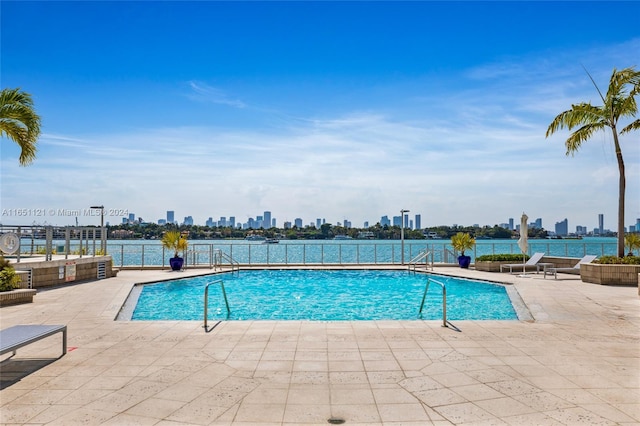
(204, 279, 230, 330)
(214, 249, 240, 275)
(408, 249, 433, 273)
(419, 276, 447, 327)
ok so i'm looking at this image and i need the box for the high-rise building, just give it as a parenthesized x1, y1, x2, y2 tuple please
(316, 218, 322, 228)
(534, 218, 542, 229)
(508, 218, 514, 230)
(415, 214, 421, 230)
(183, 216, 194, 226)
(392, 216, 402, 227)
(380, 215, 390, 226)
(598, 214, 604, 235)
(206, 217, 214, 227)
(166, 211, 174, 224)
(555, 218, 568, 236)
(294, 218, 303, 228)
(263, 211, 272, 229)
(229, 216, 236, 228)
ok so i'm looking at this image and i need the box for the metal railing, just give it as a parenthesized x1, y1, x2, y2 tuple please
(214, 249, 240, 274)
(408, 250, 433, 273)
(13, 239, 618, 268)
(204, 279, 230, 330)
(419, 276, 447, 327)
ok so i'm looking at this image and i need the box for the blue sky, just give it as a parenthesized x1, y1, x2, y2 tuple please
(1, 1, 639, 231)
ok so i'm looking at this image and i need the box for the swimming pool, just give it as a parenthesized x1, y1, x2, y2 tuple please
(124, 270, 521, 321)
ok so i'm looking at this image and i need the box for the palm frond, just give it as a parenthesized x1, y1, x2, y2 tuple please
(621, 119, 640, 134)
(0, 88, 41, 166)
(546, 103, 606, 137)
(564, 122, 606, 155)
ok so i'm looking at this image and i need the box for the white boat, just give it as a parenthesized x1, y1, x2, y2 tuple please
(263, 238, 280, 244)
(333, 235, 352, 240)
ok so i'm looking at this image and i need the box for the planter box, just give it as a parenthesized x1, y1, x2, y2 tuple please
(0, 289, 37, 306)
(580, 263, 640, 286)
(475, 261, 513, 272)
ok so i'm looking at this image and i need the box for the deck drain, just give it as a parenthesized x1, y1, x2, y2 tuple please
(328, 418, 346, 424)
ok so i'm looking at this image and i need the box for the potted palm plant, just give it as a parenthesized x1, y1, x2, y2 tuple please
(625, 233, 640, 257)
(161, 231, 188, 271)
(451, 232, 475, 268)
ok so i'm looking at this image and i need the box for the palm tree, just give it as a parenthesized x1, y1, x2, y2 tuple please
(546, 67, 640, 258)
(0, 88, 41, 166)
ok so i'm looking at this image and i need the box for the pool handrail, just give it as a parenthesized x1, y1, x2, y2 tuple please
(419, 276, 447, 327)
(408, 249, 433, 273)
(214, 249, 240, 274)
(204, 279, 230, 330)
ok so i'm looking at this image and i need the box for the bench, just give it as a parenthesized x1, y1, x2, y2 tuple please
(0, 325, 67, 358)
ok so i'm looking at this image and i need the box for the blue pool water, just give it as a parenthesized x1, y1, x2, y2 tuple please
(130, 270, 518, 321)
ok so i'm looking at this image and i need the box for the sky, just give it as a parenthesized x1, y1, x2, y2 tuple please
(1, 1, 639, 232)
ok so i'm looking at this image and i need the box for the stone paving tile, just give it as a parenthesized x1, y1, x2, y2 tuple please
(377, 402, 431, 422)
(432, 401, 498, 423)
(0, 267, 638, 425)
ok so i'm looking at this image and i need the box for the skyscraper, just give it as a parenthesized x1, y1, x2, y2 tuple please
(555, 218, 568, 236)
(415, 214, 421, 230)
(263, 211, 272, 229)
(166, 211, 174, 224)
(598, 214, 604, 235)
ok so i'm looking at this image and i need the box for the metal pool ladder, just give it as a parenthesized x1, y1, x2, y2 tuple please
(419, 276, 447, 327)
(408, 249, 433, 273)
(204, 279, 230, 330)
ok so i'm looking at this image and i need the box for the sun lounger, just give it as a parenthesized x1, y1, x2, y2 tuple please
(0, 325, 67, 358)
(544, 255, 597, 279)
(500, 252, 545, 273)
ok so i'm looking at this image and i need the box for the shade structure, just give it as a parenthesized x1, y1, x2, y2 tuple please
(518, 213, 529, 254)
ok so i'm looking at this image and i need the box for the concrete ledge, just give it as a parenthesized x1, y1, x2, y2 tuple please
(581, 263, 640, 286)
(0, 289, 37, 306)
(475, 261, 513, 272)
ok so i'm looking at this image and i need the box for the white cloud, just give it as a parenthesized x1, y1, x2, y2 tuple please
(186, 81, 246, 108)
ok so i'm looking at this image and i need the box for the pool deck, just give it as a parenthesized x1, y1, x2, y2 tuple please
(0, 267, 638, 425)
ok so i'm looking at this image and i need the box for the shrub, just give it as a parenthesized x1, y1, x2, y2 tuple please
(0, 256, 22, 292)
(476, 254, 531, 262)
(594, 256, 640, 265)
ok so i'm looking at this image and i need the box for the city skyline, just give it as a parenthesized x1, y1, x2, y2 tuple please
(1, 2, 639, 230)
(51, 208, 637, 235)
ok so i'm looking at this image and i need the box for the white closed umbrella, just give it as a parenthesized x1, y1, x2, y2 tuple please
(518, 212, 529, 276)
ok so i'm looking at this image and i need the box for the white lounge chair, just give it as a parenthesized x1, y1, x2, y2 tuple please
(544, 255, 597, 279)
(500, 252, 545, 273)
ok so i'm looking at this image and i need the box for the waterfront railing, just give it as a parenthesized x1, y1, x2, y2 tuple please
(14, 239, 619, 268)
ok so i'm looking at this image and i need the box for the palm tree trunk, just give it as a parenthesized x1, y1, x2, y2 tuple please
(612, 130, 625, 257)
